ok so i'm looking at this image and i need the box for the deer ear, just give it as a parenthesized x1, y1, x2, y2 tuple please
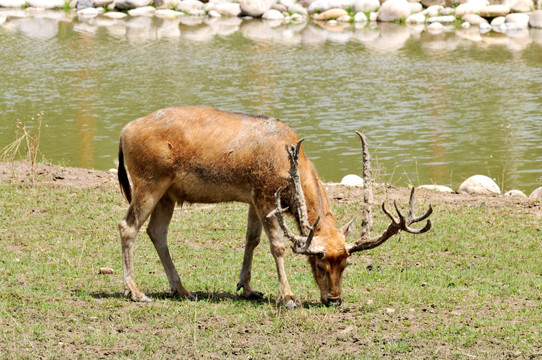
(340, 219, 356, 237)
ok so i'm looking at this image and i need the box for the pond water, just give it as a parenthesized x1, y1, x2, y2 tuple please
(1, 11, 541, 193)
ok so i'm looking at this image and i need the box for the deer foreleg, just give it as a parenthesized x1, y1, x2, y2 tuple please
(264, 218, 297, 309)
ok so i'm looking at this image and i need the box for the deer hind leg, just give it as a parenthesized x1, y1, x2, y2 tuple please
(146, 194, 194, 301)
(237, 205, 263, 299)
(119, 194, 157, 302)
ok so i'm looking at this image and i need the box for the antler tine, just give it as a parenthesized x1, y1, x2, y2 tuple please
(346, 133, 434, 254)
(284, 139, 313, 236)
(355, 131, 373, 239)
(267, 140, 323, 256)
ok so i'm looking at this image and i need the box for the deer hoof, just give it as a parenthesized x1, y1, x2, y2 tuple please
(285, 300, 297, 309)
(132, 294, 152, 303)
(187, 294, 196, 302)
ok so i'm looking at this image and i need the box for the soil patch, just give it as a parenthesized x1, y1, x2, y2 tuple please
(1, 161, 540, 218)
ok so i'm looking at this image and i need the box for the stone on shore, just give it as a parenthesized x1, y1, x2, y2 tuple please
(0, 0, 26, 7)
(509, 0, 533, 13)
(406, 12, 425, 23)
(418, 184, 454, 193)
(377, 0, 411, 22)
(308, 0, 355, 13)
(462, 13, 488, 26)
(529, 10, 542, 29)
(455, 0, 488, 17)
(77, 7, 99, 17)
(427, 15, 456, 23)
(155, 9, 183, 18)
(115, 0, 152, 11)
(93, 0, 114, 7)
(505, 13, 529, 29)
(262, 9, 285, 20)
(239, 0, 275, 17)
(127, 6, 155, 16)
(340, 174, 364, 187)
(504, 190, 527, 198)
(206, 2, 242, 17)
(353, 0, 380, 12)
(314, 8, 349, 20)
(479, 5, 510, 18)
(27, 0, 65, 9)
(103, 11, 128, 18)
(529, 187, 542, 200)
(458, 175, 500, 195)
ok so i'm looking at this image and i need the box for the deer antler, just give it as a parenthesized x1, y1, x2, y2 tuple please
(267, 139, 325, 256)
(346, 132, 433, 254)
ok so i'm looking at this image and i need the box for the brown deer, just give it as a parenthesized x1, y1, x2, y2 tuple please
(117, 106, 432, 308)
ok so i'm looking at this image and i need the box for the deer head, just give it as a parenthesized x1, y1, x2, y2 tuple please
(268, 132, 433, 306)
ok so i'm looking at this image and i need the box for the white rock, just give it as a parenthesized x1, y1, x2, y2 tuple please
(462, 13, 488, 25)
(529, 187, 542, 200)
(455, 0, 488, 17)
(208, 9, 221, 17)
(239, 0, 274, 17)
(423, 4, 443, 17)
(155, 9, 183, 18)
(353, 0, 380, 12)
(479, 5, 510, 18)
(0, 0, 26, 7)
(289, 3, 308, 15)
(504, 190, 527, 197)
(77, 7, 99, 16)
(207, 2, 242, 17)
(27, 0, 64, 9)
(369, 11, 378, 21)
(354, 11, 368, 22)
(530, 10, 542, 29)
(490, 16, 505, 27)
(177, 0, 204, 13)
(0, 14, 6, 24)
(314, 8, 349, 20)
(377, 0, 411, 22)
(458, 175, 501, 195)
(461, 21, 470, 28)
(127, 6, 155, 16)
(505, 13, 529, 29)
(418, 184, 454, 193)
(103, 11, 127, 18)
(427, 15, 456, 23)
(509, 0, 533, 13)
(340, 174, 364, 187)
(406, 12, 425, 23)
(262, 9, 285, 20)
(93, 0, 114, 7)
(408, 1, 423, 13)
(309, 0, 355, 13)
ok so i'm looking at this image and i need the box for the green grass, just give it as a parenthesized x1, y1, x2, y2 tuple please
(0, 181, 541, 358)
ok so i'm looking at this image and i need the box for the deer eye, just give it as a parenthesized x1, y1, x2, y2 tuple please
(317, 263, 325, 271)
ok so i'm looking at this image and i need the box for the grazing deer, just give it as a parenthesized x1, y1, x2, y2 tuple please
(117, 106, 432, 308)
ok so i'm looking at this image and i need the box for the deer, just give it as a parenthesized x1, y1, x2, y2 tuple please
(117, 106, 433, 308)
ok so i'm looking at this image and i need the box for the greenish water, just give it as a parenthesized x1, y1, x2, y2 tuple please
(1, 13, 541, 193)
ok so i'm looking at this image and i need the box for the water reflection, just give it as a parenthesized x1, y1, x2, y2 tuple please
(0, 11, 541, 193)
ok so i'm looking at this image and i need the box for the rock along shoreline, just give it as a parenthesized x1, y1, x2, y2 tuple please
(1, 0, 542, 46)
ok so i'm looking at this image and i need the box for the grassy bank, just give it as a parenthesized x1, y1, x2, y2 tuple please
(0, 167, 541, 359)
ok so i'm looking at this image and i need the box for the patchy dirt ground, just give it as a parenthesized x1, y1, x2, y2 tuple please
(1, 160, 541, 219)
